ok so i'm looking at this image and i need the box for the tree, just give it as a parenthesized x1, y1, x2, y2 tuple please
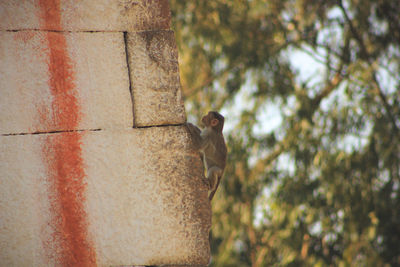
(170, 0, 400, 266)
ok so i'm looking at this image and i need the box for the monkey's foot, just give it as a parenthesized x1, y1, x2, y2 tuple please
(202, 177, 211, 189)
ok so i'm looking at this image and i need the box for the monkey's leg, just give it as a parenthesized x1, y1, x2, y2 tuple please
(207, 166, 222, 190)
(207, 167, 223, 200)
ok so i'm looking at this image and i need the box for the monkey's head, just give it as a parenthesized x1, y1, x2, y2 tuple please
(202, 111, 224, 132)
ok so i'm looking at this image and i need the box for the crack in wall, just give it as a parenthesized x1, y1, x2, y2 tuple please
(1, 29, 186, 134)
(1, 128, 101, 136)
(123, 31, 136, 127)
(135, 123, 185, 129)
(2, 29, 121, 33)
(0, 124, 187, 136)
(2, 29, 168, 34)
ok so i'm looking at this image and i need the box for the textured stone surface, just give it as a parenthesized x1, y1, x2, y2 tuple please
(0, 31, 133, 134)
(0, 0, 171, 31)
(1, 1, 211, 266)
(0, 126, 211, 266)
(127, 30, 186, 126)
(0, 134, 50, 267)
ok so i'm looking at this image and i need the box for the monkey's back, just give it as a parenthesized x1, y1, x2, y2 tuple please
(203, 131, 227, 170)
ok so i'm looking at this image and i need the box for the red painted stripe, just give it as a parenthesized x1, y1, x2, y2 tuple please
(38, 0, 62, 31)
(43, 132, 96, 267)
(38, 0, 96, 266)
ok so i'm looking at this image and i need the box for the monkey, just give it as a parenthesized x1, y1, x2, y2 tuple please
(186, 111, 227, 201)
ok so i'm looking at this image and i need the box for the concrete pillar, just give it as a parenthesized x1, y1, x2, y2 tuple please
(0, 1, 211, 266)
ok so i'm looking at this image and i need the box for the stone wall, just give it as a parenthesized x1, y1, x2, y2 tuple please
(0, 1, 211, 266)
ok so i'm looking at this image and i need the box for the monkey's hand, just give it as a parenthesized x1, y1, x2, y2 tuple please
(186, 123, 203, 150)
(186, 122, 201, 136)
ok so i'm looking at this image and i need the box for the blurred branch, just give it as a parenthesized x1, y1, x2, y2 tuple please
(371, 76, 400, 137)
(251, 62, 344, 173)
(337, 0, 400, 137)
(311, 69, 343, 107)
(251, 24, 350, 172)
(183, 73, 214, 98)
(183, 63, 242, 98)
(297, 44, 342, 74)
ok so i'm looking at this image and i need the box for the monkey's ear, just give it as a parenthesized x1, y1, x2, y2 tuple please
(211, 119, 219, 127)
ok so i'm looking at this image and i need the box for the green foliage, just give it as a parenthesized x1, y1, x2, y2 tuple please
(170, 0, 400, 266)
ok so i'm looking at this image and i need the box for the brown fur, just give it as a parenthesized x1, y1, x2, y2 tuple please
(187, 111, 227, 200)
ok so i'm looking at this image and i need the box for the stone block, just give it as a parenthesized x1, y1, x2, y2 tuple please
(0, 0, 171, 31)
(0, 31, 133, 134)
(127, 30, 186, 126)
(0, 126, 211, 266)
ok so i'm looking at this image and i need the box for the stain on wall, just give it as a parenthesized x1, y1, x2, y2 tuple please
(38, 0, 96, 265)
(0, 1, 209, 266)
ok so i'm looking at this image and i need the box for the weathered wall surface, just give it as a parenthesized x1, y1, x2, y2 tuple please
(0, 1, 210, 266)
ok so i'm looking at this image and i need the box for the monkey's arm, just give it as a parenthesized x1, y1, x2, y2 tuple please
(186, 123, 203, 149)
(186, 122, 201, 135)
(187, 123, 215, 155)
